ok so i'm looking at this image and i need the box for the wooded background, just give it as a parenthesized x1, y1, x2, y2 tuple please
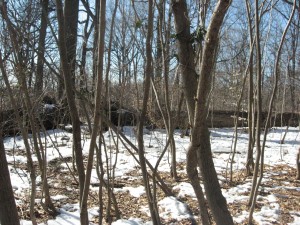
(0, 0, 299, 225)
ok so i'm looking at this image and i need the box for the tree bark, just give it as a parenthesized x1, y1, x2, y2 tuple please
(245, 0, 255, 176)
(64, 0, 79, 88)
(171, 1, 211, 224)
(171, 0, 198, 124)
(34, 0, 49, 95)
(192, 1, 233, 224)
(0, 132, 20, 225)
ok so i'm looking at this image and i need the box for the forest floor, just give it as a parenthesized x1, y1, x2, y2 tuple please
(4, 126, 300, 225)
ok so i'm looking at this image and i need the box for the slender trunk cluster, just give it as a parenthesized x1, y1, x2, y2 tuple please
(248, 1, 296, 222)
(80, 0, 106, 224)
(136, 1, 161, 224)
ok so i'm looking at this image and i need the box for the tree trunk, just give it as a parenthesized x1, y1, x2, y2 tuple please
(171, 1, 210, 223)
(34, 0, 49, 95)
(64, 0, 79, 88)
(171, 0, 198, 124)
(229, 65, 249, 183)
(0, 132, 20, 225)
(191, 0, 233, 224)
(156, 1, 178, 180)
(55, 0, 86, 222)
(172, 1, 233, 224)
(79, 13, 92, 93)
(186, 147, 211, 224)
(80, 0, 106, 224)
(245, 0, 255, 176)
(248, 0, 263, 214)
(136, 1, 161, 224)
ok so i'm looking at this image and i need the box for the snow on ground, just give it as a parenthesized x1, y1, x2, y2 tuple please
(158, 196, 192, 220)
(3, 126, 300, 224)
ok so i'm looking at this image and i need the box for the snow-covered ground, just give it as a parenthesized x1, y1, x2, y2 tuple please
(4, 126, 300, 224)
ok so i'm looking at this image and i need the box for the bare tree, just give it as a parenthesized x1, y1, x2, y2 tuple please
(247, 0, 263, 217)
(80, 0, 106, 224)
(0, 1, 57, 222)
(153, 0, 178, 180)
(55, 0, 86, 222)
(136, 1, 161, 224)
(248, 1, 297, 223)
(245, 0, 255, 176)
(0, 51, 38, 225)
(280, 7, 300, 144)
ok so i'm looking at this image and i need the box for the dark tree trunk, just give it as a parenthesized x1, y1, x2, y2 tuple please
(0, 133, 20, 225)
(34, 0, 49, 95)
(245, 0, 255, 176)
(64, 0, 79, 88)
(171, 0, 198, 124)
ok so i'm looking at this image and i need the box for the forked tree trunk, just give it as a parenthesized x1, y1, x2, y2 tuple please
(171, 1, 210, 223)
(172, 0, 233, 224)
(192, 1, 233, 224)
